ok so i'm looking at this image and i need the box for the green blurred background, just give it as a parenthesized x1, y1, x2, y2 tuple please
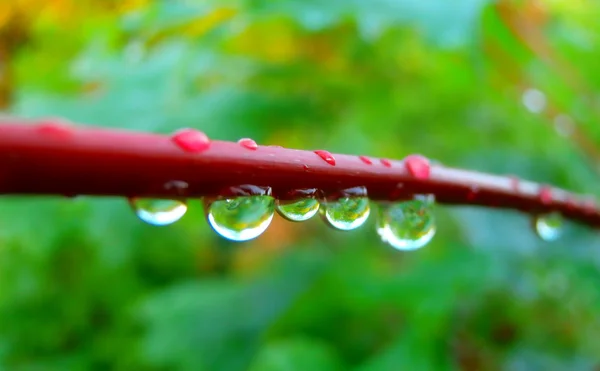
(2, 0, 600, 369)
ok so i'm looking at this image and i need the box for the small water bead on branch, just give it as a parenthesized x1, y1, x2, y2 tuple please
(376, 194, 436, 251)
(238, 138, 258, 150)
(204, 185, 275, 242)
(320, 186, 371, 231)
(276, 188, 321, 222)
(313, 150, 336, 166)
(171, 128, 211, 153)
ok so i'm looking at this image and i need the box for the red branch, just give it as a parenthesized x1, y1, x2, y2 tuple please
(0, 119, 599, 228)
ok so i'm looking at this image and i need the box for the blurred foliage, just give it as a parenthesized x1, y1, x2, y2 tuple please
(2, 0, 600, 369)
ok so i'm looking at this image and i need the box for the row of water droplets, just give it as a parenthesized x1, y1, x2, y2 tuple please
(130, 185, 438, 251)
(143, 129, 565, 245)
(30, 122, 578, 244)
(131, 189, 565, 247)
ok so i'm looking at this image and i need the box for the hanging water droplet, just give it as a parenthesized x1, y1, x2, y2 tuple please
(277, 199, 320, 222)
(321, 186, 370, 230)
(277, 188, 320, 222)
(277, 189, 320, 222)
(206, 195, 275, 241)
(376, 197, 436, 251)
(130, 198, 187, 226)
(534, 212, 563, 242)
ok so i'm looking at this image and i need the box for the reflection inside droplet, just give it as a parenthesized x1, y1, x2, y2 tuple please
(206, 195, 275, 241)
(321, 186, 370, 230)
(376, 197, 436, 251)
(534, 212, 563, 242)
(130, 198, 187, 226)
(277, 198, 320, 222)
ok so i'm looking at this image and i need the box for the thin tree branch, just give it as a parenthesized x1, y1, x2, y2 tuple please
(0, 119, 598, 227)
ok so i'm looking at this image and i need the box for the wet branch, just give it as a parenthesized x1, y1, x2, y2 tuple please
(0, 119, 598, 228)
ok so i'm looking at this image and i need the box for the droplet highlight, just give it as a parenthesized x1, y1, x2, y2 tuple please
(321, 186, 370, 230)
(314, 150, 336, 166)
(376, 197, 436, 251)
(172, 128, 210, 153)
(404, 155, 430, 180)
(534, 212, 563, 242)
(277, 199, 320, 222)
(130, 198, 187, 226)
(238, 138, 258, 150)
(206, 195, 275, 241)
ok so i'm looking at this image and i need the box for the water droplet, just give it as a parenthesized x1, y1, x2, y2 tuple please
(130, 198, 187, 226)
(321, 186, 370, 230)
(36, 120, 72, 139)
(277, 189, 320, 222)
(404, 155, 430, 180)
(172, 128, 210, 153)
(314, 150, 336, 166)
(206, 195, 275, 241)
(376, 197, 436, 251)
(359, 156, 372, 165)
(522, 88, 547, 114)
(380, 158, 392, 168)
(277, 199, 320, 222)
(238, 138, 258, 150)
(539, 186, 552, 205)
(534, 212, 563, 242)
